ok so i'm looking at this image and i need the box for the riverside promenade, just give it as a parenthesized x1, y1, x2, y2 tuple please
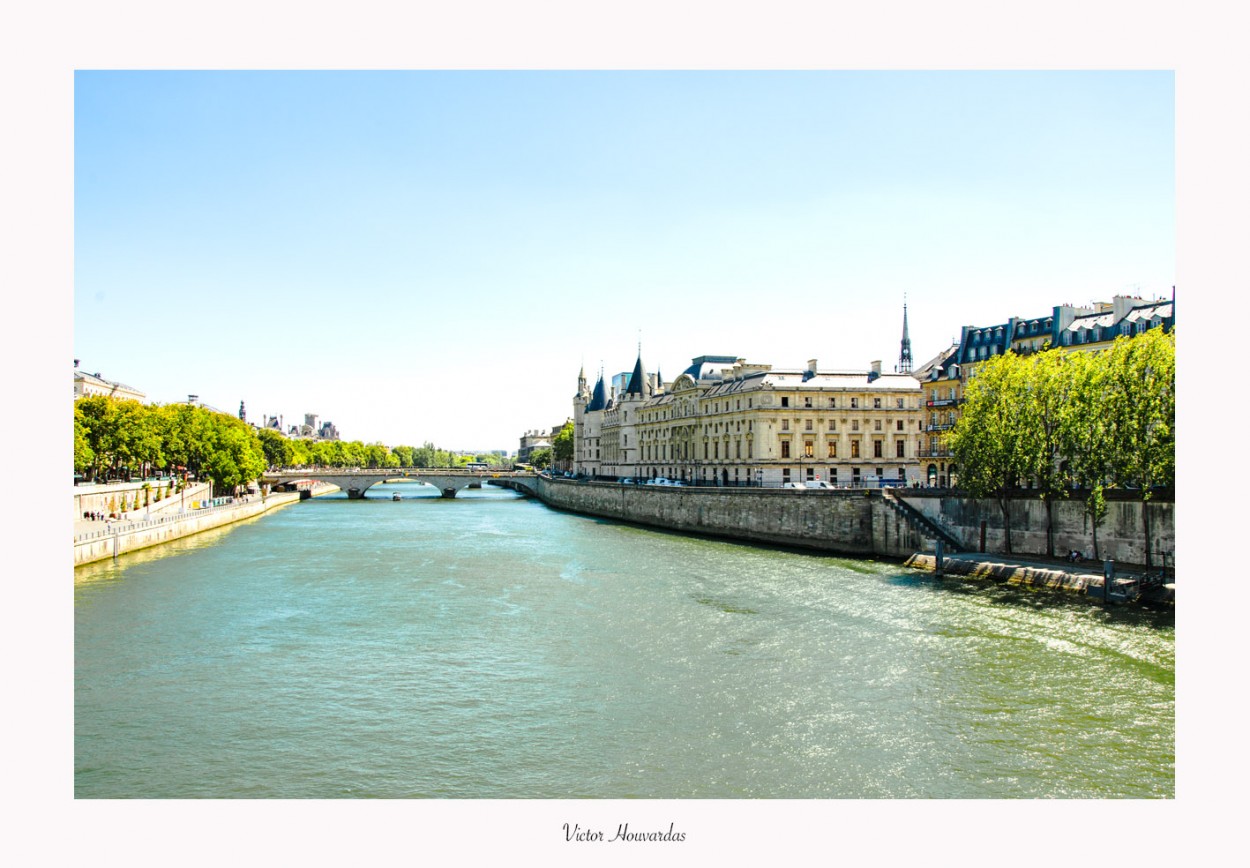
(73, 482, 338, 566)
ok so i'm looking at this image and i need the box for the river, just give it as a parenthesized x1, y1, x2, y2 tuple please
(74, 483, 1174, 798)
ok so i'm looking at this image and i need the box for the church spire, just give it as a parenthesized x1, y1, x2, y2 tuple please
(898, 296, 913, 374)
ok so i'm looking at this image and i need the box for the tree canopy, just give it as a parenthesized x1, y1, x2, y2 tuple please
(947, 327, 1175, 562)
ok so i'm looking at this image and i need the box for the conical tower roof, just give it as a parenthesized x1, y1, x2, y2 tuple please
(625, 352, 649, 397)
(586, 372, 608, 411)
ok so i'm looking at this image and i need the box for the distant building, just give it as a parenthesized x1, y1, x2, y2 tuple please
(73, 360, 145, 402)
(287, 414, 340, 440)
(518, 429, 553, 463)
(177, 394, 226, 414)
(574, 348, 923, 488)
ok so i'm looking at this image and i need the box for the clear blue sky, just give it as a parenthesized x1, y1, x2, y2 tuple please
(74, 71, 1173, 451)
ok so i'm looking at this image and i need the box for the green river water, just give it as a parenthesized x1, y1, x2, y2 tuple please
(74, 483, 1174, 798)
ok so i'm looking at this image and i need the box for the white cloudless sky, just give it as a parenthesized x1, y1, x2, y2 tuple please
(74, 69, 1173, 450)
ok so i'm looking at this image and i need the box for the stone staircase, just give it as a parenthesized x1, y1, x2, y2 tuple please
(882, 490, 963, 553)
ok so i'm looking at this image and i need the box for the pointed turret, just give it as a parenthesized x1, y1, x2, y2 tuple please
(898, 298, 913, 374)
(625, 350, 650, 397)
(586, 372, 608, 412)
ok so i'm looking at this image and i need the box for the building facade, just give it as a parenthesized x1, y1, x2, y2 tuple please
(574, 352, 924, 487)
(73, 360, 145, 402)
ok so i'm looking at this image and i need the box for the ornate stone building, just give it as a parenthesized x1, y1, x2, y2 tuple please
(574, 351, 924, 487)
(73, 360, 145, 402)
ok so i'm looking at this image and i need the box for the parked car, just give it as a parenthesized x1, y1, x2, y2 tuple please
(782, 482, 807, 489)
(647, 477, 672, 486)
(620, 477, 636, 485)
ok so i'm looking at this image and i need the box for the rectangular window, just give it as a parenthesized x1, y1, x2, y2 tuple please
(827, 441, 836, 458)
(873, 440, 883, 458)
(851, 440, 860, 458)
(782, 468, 791, 482)
(782, 420, 790, 431)
(873, 398, 881, 409)
(781, 396, 790, 407)
(896, 420, 904, 431)
(828, 420, 836, 431)
(804, 441, 814, 458)
(748, 441, 753, 458)
(805, 420, 813, 431)
(829, 397, 837, 408)
(897, 398, 904, 409)
(804, 396, 813, 408)
(852, 420, 859, 431)
(874, 420, 882, 431)
(896, 440, 905, 458)
(781, 440, 791, 458)
(851, 398, 859, 409)
(714, 442, 719, 459)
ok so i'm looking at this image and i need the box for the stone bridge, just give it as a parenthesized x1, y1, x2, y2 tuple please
(262, 468, 533, 499)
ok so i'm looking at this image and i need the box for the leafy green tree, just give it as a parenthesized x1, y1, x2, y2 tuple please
(392, 445, 414, 467)
(1102, 327, 1175, 567)
(530, 447, 552, 470)
(1019, 350, 1075, 557)
(74, 403, 94, 475)
(552, 421, 574, 469)
(257, 427, 296, 469)
(1060, 348, 1114, 558)
(947, 353, 1033, 554)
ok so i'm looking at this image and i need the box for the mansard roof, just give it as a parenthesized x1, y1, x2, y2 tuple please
(701, 369, 920, 397)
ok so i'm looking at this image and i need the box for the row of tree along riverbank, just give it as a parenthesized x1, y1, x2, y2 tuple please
(74, 395, 507, 495)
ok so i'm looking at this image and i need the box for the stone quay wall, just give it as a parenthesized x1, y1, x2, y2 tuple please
(896, 490, 1174, 566)
(74, 491, 302, 567)
(533, 478, 926, 558)
(529, 479, 1173, 566)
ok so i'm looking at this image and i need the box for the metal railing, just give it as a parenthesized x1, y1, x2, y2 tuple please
(74, 496, 272, 543)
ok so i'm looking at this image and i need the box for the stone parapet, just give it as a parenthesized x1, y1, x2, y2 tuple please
(74, 492, 301, 566)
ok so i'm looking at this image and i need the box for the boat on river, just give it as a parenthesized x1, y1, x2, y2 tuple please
(393, 492, 403, 501)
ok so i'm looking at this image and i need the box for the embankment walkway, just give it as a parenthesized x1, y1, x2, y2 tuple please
(73, 482, 338, 567)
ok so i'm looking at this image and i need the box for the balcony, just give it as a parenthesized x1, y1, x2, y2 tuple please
(925, 398, 962, 408)
(925, 423, 954, 432)
(917, 448, 952, 458)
